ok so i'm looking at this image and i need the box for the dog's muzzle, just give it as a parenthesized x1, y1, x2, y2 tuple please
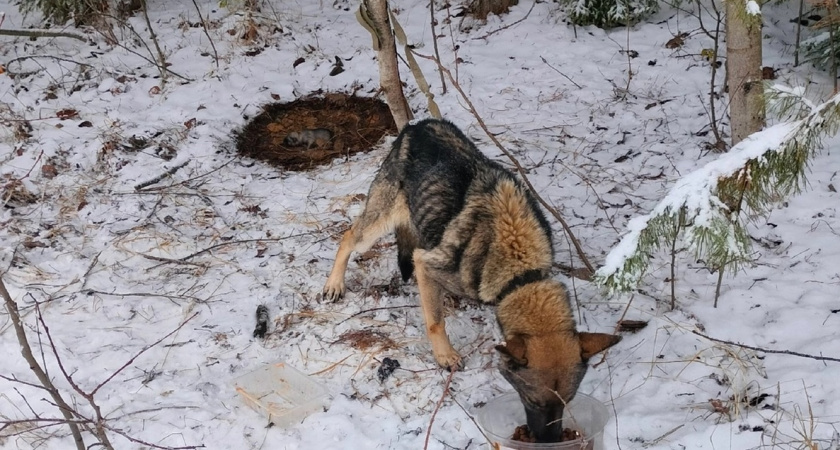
(523, 401, 564, 443)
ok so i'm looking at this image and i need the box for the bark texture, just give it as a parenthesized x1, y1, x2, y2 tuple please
(363, 0, 413, 130)
(726, 0, 766, 146)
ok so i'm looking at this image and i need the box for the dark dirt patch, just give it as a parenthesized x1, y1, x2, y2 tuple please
(235, 93, 397, 171)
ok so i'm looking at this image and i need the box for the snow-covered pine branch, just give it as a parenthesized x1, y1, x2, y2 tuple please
(595, 86, 840, 294)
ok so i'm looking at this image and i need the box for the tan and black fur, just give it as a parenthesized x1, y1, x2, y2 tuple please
(323, 119, 620, 443)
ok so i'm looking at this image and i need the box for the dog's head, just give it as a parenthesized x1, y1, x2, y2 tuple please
(495, 331, 620, 442)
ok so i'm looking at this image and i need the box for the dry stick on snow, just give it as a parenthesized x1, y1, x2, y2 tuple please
(128, 159, 234, 193)
(0, 277, 86, 450)
(0, 28, 86, 41)
(84, 289, 204, 305)
(35, 300, 200, 448)
(179, 232, 326, 262)
(139, 0, 169, 86)
(539, 56, 582, 89)
(429, 0, 447, 94)
(138, 252, 208, 268)
(473, 0, 537, 41)
(591, 294, 634, 368)
(621, 16, 632, 99)
(414, 52, 596, 275)
(91, 13, 191, 82)
(134, 160, 191, 191)
(795, 0, 805, 66)
(668, 208, 686, 310)
(698, 0, 725, 149)
(423, 370, 456, 450)
(97, 427, 205, 450)
(189, 0, 220, 68)
(336, 305, 420, 326)
(443, 3, 461, 84)
(692, 330, 840, 363)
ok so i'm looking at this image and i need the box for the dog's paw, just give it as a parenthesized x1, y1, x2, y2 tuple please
(433, 348, 463, 371)
(322, 278, 346, 302)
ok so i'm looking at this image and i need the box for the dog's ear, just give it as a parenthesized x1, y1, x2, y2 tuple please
(495, 334, 528, 367)
(579, 332, 622, 359)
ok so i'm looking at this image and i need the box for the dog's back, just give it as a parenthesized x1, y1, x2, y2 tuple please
(386, 119, 554, 304)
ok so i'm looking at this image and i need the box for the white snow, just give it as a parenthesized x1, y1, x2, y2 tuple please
(1, 1, 839, 449)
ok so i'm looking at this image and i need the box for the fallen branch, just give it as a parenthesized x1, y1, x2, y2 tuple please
(134, 160, 190, 191)
(0, 28, 86, 41)
(125, 159, 234, 193)
(0, 276, 86, 450)
(474, 0, 537, 41)
(189, 0, 220, 69)
(429, 0, 446, 94)
(139, 0, 169, 86)
(177, 230, 331, 262)
(35, 298, 199, 448)
(413, 52, 596, 275)
(540, 56, 582, 89)
(424, 370, 456, 450)
(336, 305, 420, 326)
(692, 330, 840, 363)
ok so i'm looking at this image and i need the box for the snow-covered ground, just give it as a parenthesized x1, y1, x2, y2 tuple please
(1, 0, 838, 449)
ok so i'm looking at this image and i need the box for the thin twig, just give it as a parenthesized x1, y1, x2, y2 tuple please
(189, 0, 220, 68)
(429, 0, 446, 94)
(90, 312, 199, 395)
(135, 160, 191, 191)
(101, 425, 206, 450)
(473, 0, 537, 40)
(414, 52, 596, 275)
(336, 305, 420, 326)
(137, 252, 208, 268)
(139, 0, 169, 86)
(423, 370, 456, 450)
(0, 277, 85, 450)
(704, 0, 724, 148)
(692, 330, 840, 363)
(177, 232, 323, 262)
(35, 302, 114, 448)
(84, 289, 203, 304)
(540, 56, 582, 89)
(0, 28, 86, 41)
(309, 354, 354, 376)
(795, 0, 804, 66)
(92, 13, 191, 82)
(3, 55, 94, 78)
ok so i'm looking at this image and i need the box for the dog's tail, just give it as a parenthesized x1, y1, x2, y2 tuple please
(395, 225, 417, 281)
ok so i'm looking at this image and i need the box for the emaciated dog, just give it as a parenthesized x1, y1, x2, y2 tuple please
(323, 119, 620, 442)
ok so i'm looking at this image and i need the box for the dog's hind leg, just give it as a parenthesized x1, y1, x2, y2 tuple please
(413, 252, 462, 370)
(323, 179, 409, 301)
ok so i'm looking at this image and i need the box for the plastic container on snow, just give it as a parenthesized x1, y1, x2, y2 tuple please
(233, 360, 329, 427)
(474, 392, 609, 450)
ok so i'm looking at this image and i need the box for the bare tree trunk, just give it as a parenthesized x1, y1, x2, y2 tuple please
(726, 0, 765, 145)
(362, 0, 413, 130)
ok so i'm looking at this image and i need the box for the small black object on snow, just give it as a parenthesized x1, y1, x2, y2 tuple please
(254, 305, 269, 338)
(377, 357, 400, 382)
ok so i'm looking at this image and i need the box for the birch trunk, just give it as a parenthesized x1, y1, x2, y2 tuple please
(363, 0, 413, 130)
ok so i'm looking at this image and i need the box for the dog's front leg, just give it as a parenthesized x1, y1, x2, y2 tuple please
(323, 227, 356, 301)
(414, 254, 462, 370)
